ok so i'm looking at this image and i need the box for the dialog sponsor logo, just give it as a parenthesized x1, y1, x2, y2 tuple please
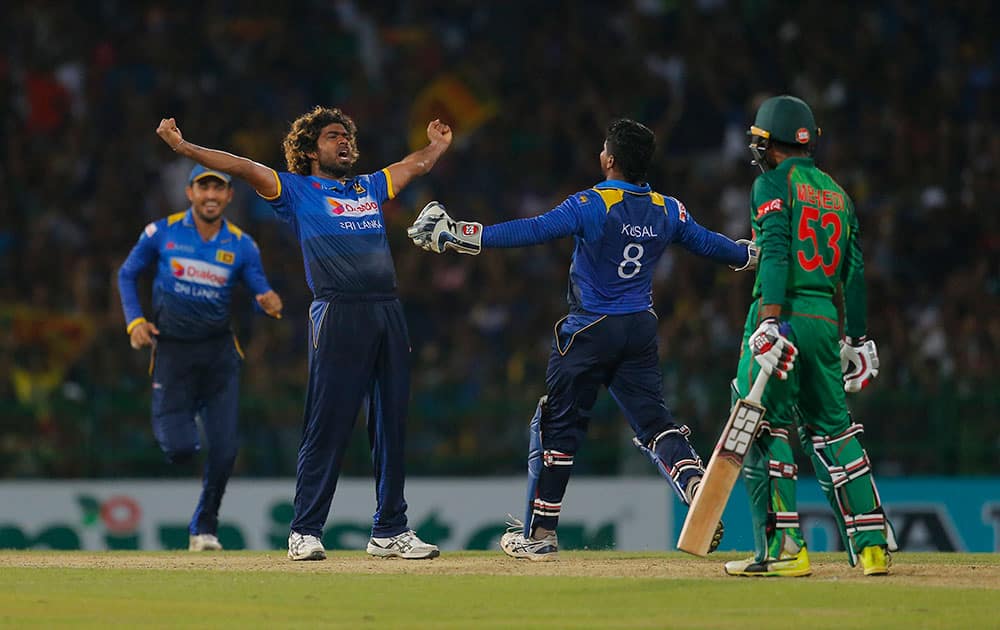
(327, 197, 380, 217)
(169, 257, 230, 287)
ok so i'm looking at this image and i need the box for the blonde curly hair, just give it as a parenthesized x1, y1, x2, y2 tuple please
(282, 106, 359, 175)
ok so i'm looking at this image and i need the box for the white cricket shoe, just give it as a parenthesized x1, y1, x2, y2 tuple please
(499, 517, 558, 561)
(367, 529, 440, 559)
(188, 534, 223, 551)
(288, 532, 326, 561)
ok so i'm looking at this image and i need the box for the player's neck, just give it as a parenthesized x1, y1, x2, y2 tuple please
(311, 165, 349, 183)
(604, 167, 631, 184)
(193, 215, 223, 241)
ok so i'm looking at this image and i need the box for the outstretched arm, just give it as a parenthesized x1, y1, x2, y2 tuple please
(407, 194, 597, 255)
(677, 216, 753, 268)
(156, 118, 279, 199)
(384, 119, 452, 196)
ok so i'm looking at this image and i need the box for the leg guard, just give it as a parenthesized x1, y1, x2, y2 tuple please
(635, 425, 725, 553)
(632, 426, 704, 504)
(742, 427, 806, 562)
(800, 423, 896, 565)
(523, 395, 575, 537)
(529, 449, 574, 536)
(522, 396, 544, 537)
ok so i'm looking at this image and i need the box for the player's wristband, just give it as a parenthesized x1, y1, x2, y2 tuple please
(126, 317, 147, 335)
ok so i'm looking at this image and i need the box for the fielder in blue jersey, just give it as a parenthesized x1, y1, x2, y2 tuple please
(118, 165, 283, 552)
(155, 107, 452, 560)
(408, 119, 758, 560)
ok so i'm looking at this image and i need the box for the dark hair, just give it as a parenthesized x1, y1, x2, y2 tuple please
(282, 106, 359, 175)
(605, 119, 655, 183)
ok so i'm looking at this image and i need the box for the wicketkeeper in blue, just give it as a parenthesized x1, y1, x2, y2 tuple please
(118, 165, 283, 552)
(408, 119, 758, 560)
(155, 107, 452, 560)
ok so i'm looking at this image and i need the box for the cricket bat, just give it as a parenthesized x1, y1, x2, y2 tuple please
(676, 368, 771, 556)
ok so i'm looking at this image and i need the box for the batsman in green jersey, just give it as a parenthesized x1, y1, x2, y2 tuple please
(725, 95, 896, 578)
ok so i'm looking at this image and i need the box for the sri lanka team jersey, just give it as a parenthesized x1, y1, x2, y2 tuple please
(482, 180, 747, 315)
(260, 169, 396, 298)
(118, 210, 272, 340)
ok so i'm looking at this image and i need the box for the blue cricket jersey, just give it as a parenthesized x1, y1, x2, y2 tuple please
(118, 210, 273, 340)
(483, 180, 748, 314)
(260, 169, 396, 298)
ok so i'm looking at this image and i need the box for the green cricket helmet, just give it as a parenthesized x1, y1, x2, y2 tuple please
(748, 95, 821, 171)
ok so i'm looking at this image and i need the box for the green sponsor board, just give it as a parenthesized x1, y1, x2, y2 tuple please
(0, 479, 656, 551)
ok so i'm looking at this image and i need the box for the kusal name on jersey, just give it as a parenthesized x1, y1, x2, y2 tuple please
(621, 223, 659, 238)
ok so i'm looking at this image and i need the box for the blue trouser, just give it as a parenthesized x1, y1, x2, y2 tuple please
(291, 297, 411, 539)
(524, 310, 703, 535)
(150, 334, 242, 536)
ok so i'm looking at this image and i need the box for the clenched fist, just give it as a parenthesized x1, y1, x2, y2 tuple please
(426, 119, 453, 148)
(157, 117, 185, 151)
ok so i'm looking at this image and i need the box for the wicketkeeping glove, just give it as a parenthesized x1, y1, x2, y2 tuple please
(407, 201, 446, 249)
(407, 201, 483, 255)
(730, 239, 759, 271)
(840, 336, 879, 392)
(748, 317, 798, 380)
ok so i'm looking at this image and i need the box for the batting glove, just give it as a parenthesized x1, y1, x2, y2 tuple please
(407, 201, 482, 255)
(840, 336, 879, 392)
(748, 317, 798, 380)
(730, 239, 759, 271)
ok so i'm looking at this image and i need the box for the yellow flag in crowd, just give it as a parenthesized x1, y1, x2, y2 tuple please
(408, 74, 497, 152)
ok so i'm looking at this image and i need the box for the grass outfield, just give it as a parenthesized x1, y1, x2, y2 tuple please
(2, 551, 998, 628)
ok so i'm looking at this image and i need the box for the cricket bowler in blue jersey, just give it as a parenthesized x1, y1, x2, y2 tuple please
(155, 107, 452, 560)
(408, 119, 758, 560)
(118, 165, 283, 552)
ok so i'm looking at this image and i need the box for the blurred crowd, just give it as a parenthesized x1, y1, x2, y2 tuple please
(1, 0, 996, 478)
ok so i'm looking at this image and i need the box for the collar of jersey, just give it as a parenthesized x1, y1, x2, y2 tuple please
(774, 156, 815, 172)
(595, 179, 651, 194)
(308, 176, 351, 190)
(181, 208, 226, 241)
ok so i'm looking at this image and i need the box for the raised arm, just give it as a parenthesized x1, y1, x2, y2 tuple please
(156, 118, 279, 199)
(384, 119, 452, 195)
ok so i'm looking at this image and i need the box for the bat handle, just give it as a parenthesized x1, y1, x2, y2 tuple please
(746, 368, 771, 404)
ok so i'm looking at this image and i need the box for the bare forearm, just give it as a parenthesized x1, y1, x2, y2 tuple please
(174, 141, 277, 197)
(401, 140, 449, 174)
(387, 140, 450, 193)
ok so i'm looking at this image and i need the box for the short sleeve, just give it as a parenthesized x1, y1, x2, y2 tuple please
(258, 171, 301, 222)
(361, 169, 393, 204)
